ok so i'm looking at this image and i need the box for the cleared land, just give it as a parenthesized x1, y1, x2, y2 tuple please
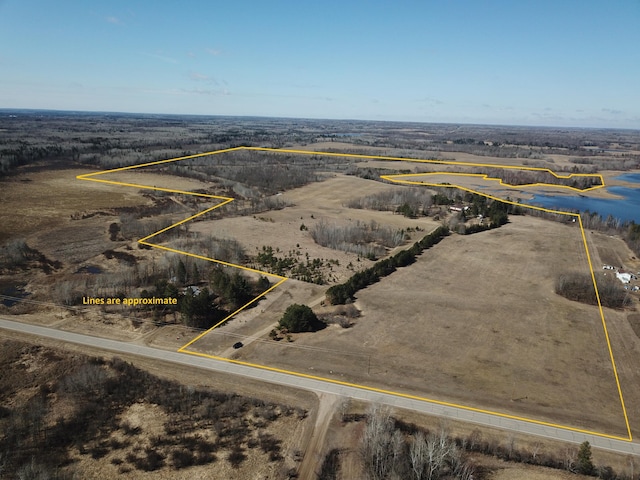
(191, 174, 440, 284)
(0, 169, 152, 244)
(221, 214, 628, 436)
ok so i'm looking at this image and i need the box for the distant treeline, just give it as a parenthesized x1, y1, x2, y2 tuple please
(477, 167, 602, 190)
(167, 150, 343, 196)
(325, 226, 449, 305)
(0, 144, 66, 176)
(2, 113, 640, 181)
(570, 156, 640, 171)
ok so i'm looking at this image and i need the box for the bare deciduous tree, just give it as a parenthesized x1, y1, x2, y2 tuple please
(409, 431, 427, 480)
(563, 446, 577, 472)
(360, 404, 395, 480)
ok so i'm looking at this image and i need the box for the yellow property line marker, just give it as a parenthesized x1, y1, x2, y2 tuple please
(76, 146, 631, 442)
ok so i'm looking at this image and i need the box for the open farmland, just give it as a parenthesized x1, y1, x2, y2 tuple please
(67, 146, 634, 439)
(0, 169, 152, 245)
(190, 174, 441, 284)
(0, 167, 210, 252)
(202, 214, 631, 437)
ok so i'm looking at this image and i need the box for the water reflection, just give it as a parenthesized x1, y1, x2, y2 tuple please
(530, 185, 640, 223)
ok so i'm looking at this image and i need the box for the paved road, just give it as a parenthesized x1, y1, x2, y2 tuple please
(1, 317, 639, 456)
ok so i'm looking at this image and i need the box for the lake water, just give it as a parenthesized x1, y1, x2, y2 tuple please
(616, 173, 640, 184)
(530, 174, 640, 223)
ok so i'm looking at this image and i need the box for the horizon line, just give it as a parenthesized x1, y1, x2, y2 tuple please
(2, 107, 639, 132)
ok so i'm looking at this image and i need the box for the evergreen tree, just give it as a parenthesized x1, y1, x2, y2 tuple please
(177, 259, 187, 286)
(191, 263, 200, 283)
(278, 304, 324, 333)
(227, 273, 252, 310)
(256, 276, 271, 292)
(180, 287, 218, 329)
(576, 441, 595, 475)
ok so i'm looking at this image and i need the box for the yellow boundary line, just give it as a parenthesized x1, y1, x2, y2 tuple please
(76, 146, 631, 442)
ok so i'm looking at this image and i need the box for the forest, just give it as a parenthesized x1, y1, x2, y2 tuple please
(2, 110, 640, 179)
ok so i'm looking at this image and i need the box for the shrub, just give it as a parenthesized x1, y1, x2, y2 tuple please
(171, 448, 195, 469)
(228, 446, 247, 468)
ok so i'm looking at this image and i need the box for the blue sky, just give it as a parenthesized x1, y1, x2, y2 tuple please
(1, 0, 639, 128)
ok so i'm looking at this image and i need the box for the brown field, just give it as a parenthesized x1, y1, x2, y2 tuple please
(0, 169, 150, 244)
(3, 159, 639, 439)
(386, 168, 640, 202)
(296, 144, 639, 200)
(0, 167, 208, 253)
(297, 141, 583, 170)
(0, 167, 213, 337)
(90, 168, 213, 192)
(201, 214, 634, 437)
(191, 174, 440, 284)
(4, 330, 629, 480)
(63, 155, 634, 439)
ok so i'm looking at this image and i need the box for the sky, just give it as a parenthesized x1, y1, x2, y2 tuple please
(1, 0, 639, 128)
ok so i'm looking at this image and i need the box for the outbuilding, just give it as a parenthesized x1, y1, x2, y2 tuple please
(616, 272, 632, 284)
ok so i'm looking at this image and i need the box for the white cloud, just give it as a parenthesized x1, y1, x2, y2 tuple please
(141, 52, 179, 64)
(105, 16, 122, 25)
(183, 88, 230, 96)
(187, 72, 222, 86)
(417, 97, 444, 107)
(189, 72, 209, 81)
(602, 108, 623, 115)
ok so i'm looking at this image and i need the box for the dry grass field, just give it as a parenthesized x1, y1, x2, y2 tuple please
(0, 167, 209, 256)
(221, 214, 632, 437)
(82, 151, 634, 439)
(3, 116, 640, 478)
(190, 174, 440, 284)
(0, 169, 150, 244)
(0, 167, 211, 335)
